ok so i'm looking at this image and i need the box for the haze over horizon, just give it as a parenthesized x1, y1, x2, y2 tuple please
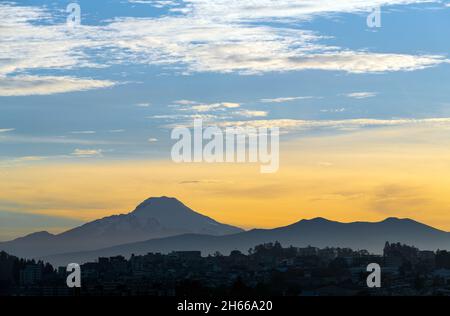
(3, 196, 450, 267)
(1, 196, 449, 243)
(1, 1, 450, 241)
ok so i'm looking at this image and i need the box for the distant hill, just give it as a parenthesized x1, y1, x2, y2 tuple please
(0, 197, 243, 258)
(42, 217, 450, 267)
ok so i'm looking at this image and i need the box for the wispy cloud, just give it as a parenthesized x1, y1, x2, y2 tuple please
(71, 149, 103, 157)
(0, 128, 14, 133)
(136, 102, 151, 107)
(179, 179, 226, 185)
(260, 96, 313, 103)
(345, 92, 377, 99)
(0, 0, 447, 92)
(12, 156, 48, 163)
(233, 110, 268, 118)
(0, 4, 114, 96)
(0, 135, 116, 145)
(70, 131, 96, 135)
(216, 117, 450, 131)
(178, 101, 241, 112)
(320, 108, 346, 113)
(182, 0, 441, 22)
(128, 0, 178, 7)
(174, 100, 199, 105)
(0, 76, 115, 97)
(108, 17, 447, 74)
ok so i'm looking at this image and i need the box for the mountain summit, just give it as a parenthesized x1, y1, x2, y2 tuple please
(134, 196, 184, 212)
(131, 197, 239, 232)
(0, 196, 243, 258)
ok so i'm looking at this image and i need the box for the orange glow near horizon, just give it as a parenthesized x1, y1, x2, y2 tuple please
(1, 125, 450, 236)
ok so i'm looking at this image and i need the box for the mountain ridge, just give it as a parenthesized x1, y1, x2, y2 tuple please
(2, 197, 450, 267)
(0, 196, 243, 258)
(41, 215, 450, 267)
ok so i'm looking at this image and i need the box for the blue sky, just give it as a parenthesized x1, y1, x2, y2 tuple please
(1, 1, 450, 239)
(1, 1, 449, 164)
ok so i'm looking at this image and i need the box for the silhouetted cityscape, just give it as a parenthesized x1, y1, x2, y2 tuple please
(2, 242, 450, 296)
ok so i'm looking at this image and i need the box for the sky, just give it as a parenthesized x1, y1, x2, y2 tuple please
(0, 0, 450, 240)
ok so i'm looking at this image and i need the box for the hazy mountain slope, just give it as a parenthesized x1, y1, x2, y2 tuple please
(42, 217, 450, 267)
(0, 197, 243, 258)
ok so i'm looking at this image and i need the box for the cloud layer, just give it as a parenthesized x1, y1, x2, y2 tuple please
(216, 117, 450, 131)
(0, 0, 448, 96)
(0, 76, 115, 96)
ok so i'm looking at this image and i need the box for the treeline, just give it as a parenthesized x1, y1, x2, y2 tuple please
(436, 250, 450, 269)
(0, 251, 54, 286)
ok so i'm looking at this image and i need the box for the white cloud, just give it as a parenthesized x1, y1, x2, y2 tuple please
(148, 138, 159, 142)
(164, 117, 450, 135)
(234, 110, 268, 117)
(174, 100, 198, 105)
(129, 0, 177, 7)
(149, 113, 220, 121)
(179, 102, 241, 112)
(184, 0, 437, 22)
(260, 96, 313, 103)
(108, 16, 447, 74)
(0, 4, 115, 96)
(320, 108, 346, 113)
(0, 135, 115, 145)
(0, 129, 14, 133)
(70, 131, 96, 135)
(0, 0, 447, 84)
(346, 92, 378, 99)
(136, 102, 151, 107)
(14, 156, 47, 162)
(189, 104, 223, 112)
(222, 102, 241, 108)
(110, 1, 449, 74)
(284, 52, 445, 74)
(0, 76, 115, 97)
(71, 149, 103, 157)
(216, 117, 450, 130)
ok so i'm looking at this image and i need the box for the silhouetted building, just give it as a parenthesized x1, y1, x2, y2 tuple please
(170, 251, 201, 260)
(2, 242, 450, 296)
(20, 264, 42, 285)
